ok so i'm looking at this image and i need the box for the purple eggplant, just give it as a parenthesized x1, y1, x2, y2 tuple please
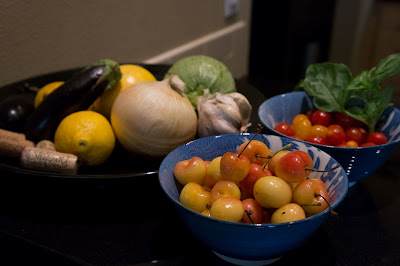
(24, 59, 121, 143)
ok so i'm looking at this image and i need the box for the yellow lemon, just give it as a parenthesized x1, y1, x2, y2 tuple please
(54, 110, 115, 167)
(34, 81, 64, 108)
(89, 64, 156, 119)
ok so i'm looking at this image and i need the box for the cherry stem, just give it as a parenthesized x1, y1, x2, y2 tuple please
(245, 210, 254, 224)
(262, 143, 293, 170)
(238, 126, 263, 158)
(306, 165, 340, 173)
(315, 192, 338, 216)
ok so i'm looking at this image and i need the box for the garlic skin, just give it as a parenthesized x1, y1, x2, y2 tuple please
(197, 91, 252, 138)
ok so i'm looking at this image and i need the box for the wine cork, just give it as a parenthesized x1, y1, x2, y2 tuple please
(0, 128, 25, 142)
(20, 147, 78, 174)
(36, 140, 56, 151)
(0, 138, 35, 158)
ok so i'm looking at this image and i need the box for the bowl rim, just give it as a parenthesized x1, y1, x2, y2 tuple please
(258, 91, 400, 149)
(159, 133, 349, 228)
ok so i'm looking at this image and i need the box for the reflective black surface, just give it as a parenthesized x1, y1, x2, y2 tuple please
(1, 70, 400, 265)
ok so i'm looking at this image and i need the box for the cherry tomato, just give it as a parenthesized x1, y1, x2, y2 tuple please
(293, 119, 312, 140)
(305, 136, 327, 145)
(311, 110, 332, 126)
(331, 112, 363, 129)
(274, 122, 294, 136)
(345, 140, 358, 147)
(345, 127, 364, 145)
(306, 110, 315, 121)
(366, 132, 387, 145)
(360, 142, 376, 147)
(326, 124, 345, 146)
(310, 125, 328, 138)
(360, 127, 368, 144)
(292, 114, 309, 127)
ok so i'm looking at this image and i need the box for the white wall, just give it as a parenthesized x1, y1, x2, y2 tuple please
(0, 0, 252, 86)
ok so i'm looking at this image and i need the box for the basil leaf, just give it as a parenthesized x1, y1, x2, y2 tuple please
(299, 62, 352, 112)
(345, 84, 393, 133)
(370, 53, 400, 82)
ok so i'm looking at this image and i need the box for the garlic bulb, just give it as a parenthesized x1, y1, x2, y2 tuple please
(197, 91, 252, 137)
(110, 75, 197, 158)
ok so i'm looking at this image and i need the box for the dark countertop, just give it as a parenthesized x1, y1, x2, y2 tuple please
(1, 74, 400, 266)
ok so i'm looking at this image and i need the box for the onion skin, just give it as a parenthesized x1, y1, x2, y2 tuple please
(110, 75, 197, 158)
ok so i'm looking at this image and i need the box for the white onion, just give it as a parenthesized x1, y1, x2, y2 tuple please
(110, 75, 197, 158)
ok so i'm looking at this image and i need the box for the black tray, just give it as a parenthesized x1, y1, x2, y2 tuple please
(0, 64, 171, 180)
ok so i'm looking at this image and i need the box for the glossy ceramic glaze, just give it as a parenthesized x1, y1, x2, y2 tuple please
(258, 91, 400, 186)
(158, 133, 348, 262)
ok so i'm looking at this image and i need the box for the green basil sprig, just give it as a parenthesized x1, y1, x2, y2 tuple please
(295, 53, 400, 133)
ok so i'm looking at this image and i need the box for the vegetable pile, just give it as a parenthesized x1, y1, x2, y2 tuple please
(0, 55, 252, 173)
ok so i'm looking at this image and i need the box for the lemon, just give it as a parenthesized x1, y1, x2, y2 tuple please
(89, 64, 157, 119)
(54, 110, 115, 166)
(34, 81, 64, 108)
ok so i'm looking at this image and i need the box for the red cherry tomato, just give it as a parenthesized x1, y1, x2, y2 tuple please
(311, 110, 332, 127)
(360, 142, 376, 147)
(345, 127, 364, 145)
(305, 136, 327, 145)
(274, 122, 294, 136)
(360, 127, 368, 143)
(366, 132, 387, 145)
(331, 112, 363, 129)
(306, 110, 315, 120)
(326, 124, 345, 146)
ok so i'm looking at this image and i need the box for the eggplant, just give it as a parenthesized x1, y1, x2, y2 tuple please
(24, 59, 121, 143)
(0, 93, 35, 133)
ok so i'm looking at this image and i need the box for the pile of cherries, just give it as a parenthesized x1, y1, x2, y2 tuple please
(173, 136, 336, 224)
(274, 110, 387, 147)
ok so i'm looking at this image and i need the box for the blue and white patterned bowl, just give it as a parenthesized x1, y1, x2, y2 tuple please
(158, 133, 348, 263)
(258, 91, 400, 186)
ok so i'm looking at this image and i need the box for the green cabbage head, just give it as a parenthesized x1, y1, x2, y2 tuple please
(164, 55, 236, 108)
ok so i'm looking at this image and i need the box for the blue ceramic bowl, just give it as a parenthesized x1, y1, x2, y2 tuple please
(258, 91, 400, 186)
(159, 133, 348, 263)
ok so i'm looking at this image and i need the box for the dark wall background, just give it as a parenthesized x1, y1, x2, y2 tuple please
(247, 0, 336, 96)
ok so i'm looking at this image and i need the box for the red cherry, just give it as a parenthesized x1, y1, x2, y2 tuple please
(274, 151, 312, 183)
(290, 150, 313, 169)
(242, 198, 264, 224)
(239, 164, 267, 199)
(220, 152, 251, 183)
